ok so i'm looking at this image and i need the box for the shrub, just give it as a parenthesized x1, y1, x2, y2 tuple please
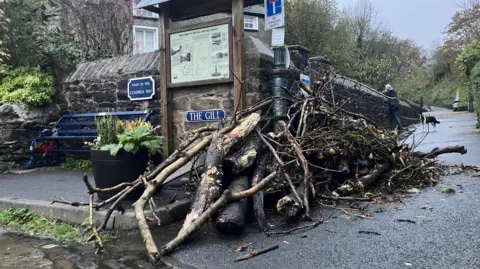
(93, 113, 118, 150)
(0, 67, 55, 106)
(111, 120, 163, 156)
(470, 62, 480, 113)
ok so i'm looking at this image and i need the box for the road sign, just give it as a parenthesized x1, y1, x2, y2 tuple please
(265, 0, 285, 30)
(186, 109, 226, 123)
(300, 74, 311, 87)
(128, 77, 155, 101)
(271, 27, 285, 46)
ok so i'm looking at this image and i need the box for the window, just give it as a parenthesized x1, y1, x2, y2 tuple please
(244, 15, 259, 31)
(132, 0, 159, 19)
(133, 26, 159, 55)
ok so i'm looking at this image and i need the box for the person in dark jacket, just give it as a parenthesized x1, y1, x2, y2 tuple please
(383, 84, 402, 129)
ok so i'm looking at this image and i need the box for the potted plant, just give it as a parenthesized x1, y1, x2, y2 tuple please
(90, 114, 163, 201)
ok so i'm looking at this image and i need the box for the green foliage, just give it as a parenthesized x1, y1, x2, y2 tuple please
(0, 208, 112, 241)
(111, 120, 163, 156)
(38, 30, 85, 77)
(470, 62, 480, 113)
(93, 113, 118, 149)
(60, 157, 92, 171)
(0, 8, 9, 74)
(457, 40, 480, 77)
(0, 208, 78, 240)
(4, 0, 85, 76)
(285, 0, 424, 90)
(0, 67, 55, 106)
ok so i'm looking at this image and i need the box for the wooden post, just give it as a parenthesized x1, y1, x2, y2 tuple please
(232, 0, 246, 111)
(159, 8, 173, 157)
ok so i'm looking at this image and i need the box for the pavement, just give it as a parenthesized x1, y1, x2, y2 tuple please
(0, 169, 191, 229)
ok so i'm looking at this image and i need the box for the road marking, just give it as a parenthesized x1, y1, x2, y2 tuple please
(451, 129, 480, 134)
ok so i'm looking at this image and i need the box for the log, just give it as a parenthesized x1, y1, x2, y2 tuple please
(252, 153, 268, 230)
(415, 145, 467, 158)
(134, 114, 259, 264)
(162, 171, 280, 255)
(179, 132, 223, 235)
(179, 113, 261, 235)
(216, 176, 250, 234)
(224, 136, 263, 175)
(276, 184, 307, 219)
(335, 160, 390, 196)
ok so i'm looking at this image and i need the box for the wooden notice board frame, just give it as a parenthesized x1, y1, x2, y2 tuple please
(166, 18, 234, 88)
(152, 0, 247, 157)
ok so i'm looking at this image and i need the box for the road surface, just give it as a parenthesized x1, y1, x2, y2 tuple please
(1, 108, 479, 269)
(167, 108, 480, 269)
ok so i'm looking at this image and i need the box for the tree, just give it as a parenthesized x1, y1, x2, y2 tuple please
(444, 0, 480, 48)
(56, 0, 134, 58)
(285, 0, 425, 90)
(285, 0, 338, 58)
(456, 40, 480, 77)
(0, 6, 8, 75)
(3, 0, 134, 78)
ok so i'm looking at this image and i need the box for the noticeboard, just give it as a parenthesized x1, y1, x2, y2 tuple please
(167, 19, 233, 88)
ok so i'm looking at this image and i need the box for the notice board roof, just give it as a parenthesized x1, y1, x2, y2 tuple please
(135, 0, 264, 21)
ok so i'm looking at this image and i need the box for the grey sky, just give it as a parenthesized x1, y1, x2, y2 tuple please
(336, 0, 461, 49)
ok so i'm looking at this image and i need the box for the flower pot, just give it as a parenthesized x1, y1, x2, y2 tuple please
(90, 148, 149, 201)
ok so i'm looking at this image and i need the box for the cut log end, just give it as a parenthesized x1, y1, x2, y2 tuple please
(276, 196, 303, 219)
(216, 176, 249, 235)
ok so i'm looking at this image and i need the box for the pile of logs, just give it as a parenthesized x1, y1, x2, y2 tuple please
(58, 77, 467, 266)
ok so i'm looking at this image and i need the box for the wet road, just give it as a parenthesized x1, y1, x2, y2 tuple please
(1, 108, 479, 269)
(402, 108, 478, 166)
(167, 109, 480, 269)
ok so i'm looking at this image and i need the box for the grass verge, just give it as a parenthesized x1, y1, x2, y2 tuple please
(0, 207, 111, 242)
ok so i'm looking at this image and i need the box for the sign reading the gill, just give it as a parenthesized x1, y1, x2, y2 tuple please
(128, 77, 155, 101)
(186, 109, 226, 123)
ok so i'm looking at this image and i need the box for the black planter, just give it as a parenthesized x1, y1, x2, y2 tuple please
(90, 148, 149, 201)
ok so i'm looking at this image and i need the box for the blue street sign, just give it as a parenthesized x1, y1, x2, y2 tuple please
(186, 109, 226, 123)
(266, 0, 283, 16)
(265, 0, 285, 30)
(128, 77, 155, 101)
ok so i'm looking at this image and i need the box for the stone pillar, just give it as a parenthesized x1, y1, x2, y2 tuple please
(287, 45, 310, 71)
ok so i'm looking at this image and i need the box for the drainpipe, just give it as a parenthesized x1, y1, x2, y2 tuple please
(268, 46, 298, 133)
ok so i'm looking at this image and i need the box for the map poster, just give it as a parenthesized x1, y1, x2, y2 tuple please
(169, 22, 231, 86)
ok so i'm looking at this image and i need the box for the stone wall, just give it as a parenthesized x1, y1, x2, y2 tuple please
(309, 58, 422, 128)
(327, 76, 422, 128)
(0, 104, 60, 170)
(57, 51, 161, 115)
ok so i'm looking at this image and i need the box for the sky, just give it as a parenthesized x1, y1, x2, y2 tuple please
(336, 0, 461, 50)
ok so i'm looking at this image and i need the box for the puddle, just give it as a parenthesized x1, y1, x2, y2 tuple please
(0, 225, 195, 269)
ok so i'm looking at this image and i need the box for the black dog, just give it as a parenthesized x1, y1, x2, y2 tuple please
(420, 115, 440, 128)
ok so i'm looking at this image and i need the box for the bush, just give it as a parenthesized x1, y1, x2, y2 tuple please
(0, 67, 55, 106)
(470, 62, 480, 113)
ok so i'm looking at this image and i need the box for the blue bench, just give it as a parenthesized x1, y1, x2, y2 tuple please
(25, 110, 155, 169)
